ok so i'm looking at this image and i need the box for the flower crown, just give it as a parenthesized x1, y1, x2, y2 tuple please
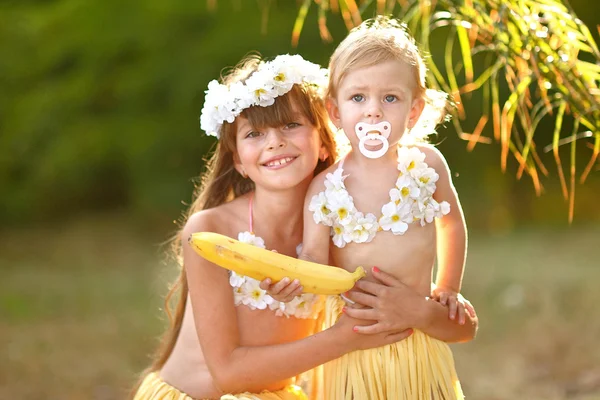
(199, 54, 328, 138)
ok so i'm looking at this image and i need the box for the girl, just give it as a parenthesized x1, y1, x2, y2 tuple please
(131, 53, 433, 400)
(295, 17, 477, 399)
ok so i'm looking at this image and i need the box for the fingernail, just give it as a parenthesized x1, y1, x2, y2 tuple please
(407, 329, 414, 335)
(353, 326, 359, 332)
(372, 266, 380, 273)
(342, 307, 347, 313)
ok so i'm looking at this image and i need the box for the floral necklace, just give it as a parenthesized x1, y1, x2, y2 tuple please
(229, 194, 323, 319)
(308, 146, 450, 248)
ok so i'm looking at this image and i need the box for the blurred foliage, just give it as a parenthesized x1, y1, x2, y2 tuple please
(0, 0, 598, 231)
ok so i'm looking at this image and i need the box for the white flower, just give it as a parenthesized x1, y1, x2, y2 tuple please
(379, 202, 409, 234)
(412, 167, 439, 196)
(286, 294, 317, 319)
(324, 168, 346, 192)
(331, 223, 347, 248)
(327, 191, 355, 225)
(241, 279, 274, 310)
(390, 178, 420, 203)
(309, 192, 333, 226)
(229, 271, 245, 288)
(397, 146, 427, 175)
(439, 200, 451, 215)
(237, 231, 266, 248)
(268, 300, 287, 317)
(344, 212, 379, 243)
(229, 81, 254, 110)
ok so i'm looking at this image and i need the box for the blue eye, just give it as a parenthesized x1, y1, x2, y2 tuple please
(384, 95, 397, 103)
(351, 94, 364, 102)
(285, 122, 300, 129)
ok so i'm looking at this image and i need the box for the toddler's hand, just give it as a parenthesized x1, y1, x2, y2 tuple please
(431, 287, 476, 325)
(259, 277, 303, 303)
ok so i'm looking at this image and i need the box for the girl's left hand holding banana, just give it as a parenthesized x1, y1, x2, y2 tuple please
(260, 277, 304, 302)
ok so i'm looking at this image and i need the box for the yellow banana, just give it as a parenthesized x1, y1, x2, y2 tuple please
(189, 232, 365, 295)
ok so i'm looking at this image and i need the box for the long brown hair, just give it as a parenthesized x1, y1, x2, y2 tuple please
(133, 55, 337, 392)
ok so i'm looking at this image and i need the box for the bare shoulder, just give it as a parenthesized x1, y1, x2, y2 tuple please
(307, 161, 339, 197)
(415, 144, 450, 173)
(181, 208, 221, 243)
(181, 197, 247, 242)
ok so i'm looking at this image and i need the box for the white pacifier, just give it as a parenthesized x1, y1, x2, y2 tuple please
(355, 121, 392, 159)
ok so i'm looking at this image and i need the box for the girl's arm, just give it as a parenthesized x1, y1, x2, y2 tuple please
(183, 211, 411, 395)
(344, 267, 478, 343)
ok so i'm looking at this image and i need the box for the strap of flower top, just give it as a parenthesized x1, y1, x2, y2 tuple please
(337, 156, 346, 171)
(248, 193, 255, 234)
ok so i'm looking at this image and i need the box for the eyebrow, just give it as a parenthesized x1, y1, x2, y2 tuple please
(344, 85, 410, 93)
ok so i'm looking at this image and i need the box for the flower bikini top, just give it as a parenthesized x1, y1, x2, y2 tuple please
(309, 146, 451, 248)
(229, 195, 323, 319)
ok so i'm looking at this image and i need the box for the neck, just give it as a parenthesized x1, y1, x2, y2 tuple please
(347, 144, 398, 169)
(251, 182, 309, 237)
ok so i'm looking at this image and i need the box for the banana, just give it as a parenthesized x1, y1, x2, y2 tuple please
(189, 232, 365, 295)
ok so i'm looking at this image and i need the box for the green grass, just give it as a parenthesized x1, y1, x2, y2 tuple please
(1, 215, 599, 399)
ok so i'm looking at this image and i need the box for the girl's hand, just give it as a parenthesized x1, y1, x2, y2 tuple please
(431, 286, 476, 325)
(333, 311, 413, 351)
(259, 277, 303, 303)
(343, 267, 429, 335)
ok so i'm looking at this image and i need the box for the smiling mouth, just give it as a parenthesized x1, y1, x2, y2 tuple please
(263, 156, 297, 167)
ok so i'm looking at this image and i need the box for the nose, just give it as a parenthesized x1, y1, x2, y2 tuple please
(364, 100, 382, 120)
(265, 128, 286, 151)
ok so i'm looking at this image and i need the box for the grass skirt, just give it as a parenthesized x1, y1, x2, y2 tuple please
(133, 372, 308, 400)
(322, 296, 465, 400)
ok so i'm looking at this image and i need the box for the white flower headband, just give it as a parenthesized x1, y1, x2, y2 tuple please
(199, 54, 328, 138)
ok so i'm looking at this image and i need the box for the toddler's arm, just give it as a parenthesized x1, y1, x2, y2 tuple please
(344, 267, 478, 343)
(260, 171, 333, 302)
(422, 146, 468, 319)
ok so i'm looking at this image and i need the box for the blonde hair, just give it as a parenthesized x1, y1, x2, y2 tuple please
(328, 16, 450, 141)
(131, 55, 337, 395)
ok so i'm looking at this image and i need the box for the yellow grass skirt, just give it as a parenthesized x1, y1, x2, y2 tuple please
(322, 296, 465, 400)
(133, 372, 308, 400)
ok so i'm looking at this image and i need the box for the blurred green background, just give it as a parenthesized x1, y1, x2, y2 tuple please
(1, 1, 599, 399)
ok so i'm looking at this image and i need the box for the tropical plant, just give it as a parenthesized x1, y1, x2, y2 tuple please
(286, 0, 599, 222)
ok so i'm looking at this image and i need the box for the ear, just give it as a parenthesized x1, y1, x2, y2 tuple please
(326, 98, 341, 129)
(408, 97, 425, 129)
(318, 144, 330, 162)
(233, 152, 247, 178)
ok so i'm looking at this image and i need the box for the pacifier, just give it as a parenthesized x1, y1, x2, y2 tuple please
(354, 121, 392, 159)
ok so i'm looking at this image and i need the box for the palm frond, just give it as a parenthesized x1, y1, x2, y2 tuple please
(292, 0, 600, 222)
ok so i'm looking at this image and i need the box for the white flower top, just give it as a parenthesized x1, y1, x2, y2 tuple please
(309, 146, 451, 248)
(229, 231, 324, 319)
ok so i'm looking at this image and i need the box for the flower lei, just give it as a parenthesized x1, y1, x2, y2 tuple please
(309, 146, 451, 248)
(199, 54, 328, 138)
(228, 231, 323, 319)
